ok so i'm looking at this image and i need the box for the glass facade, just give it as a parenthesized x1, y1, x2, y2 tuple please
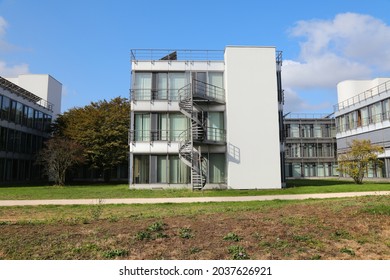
(131, 68, 226, 187)
(284, 118, 338, 178)
(131, 153, 226, 185)
(0, 92, 52, 182)
(336, 96, 390, 133)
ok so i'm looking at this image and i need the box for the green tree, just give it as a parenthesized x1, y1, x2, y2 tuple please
(53, 97, 130, 181)
(36, 137, 85, 186)
(337, 139, 384, 184)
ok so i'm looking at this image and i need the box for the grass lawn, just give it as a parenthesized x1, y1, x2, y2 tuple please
(0, 195, 389, 259)
(0, 179, 389, 200)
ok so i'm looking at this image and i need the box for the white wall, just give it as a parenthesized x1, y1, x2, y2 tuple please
(224, 46, 282, 189)
(337, 78, 390, 103)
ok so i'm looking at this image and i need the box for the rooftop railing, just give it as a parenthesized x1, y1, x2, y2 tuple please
(334, 79, 390, 112)
(131, 49, 283, 63)
(284, 113, 335, 119)
(0, 76, 53, 112)
(130, 49, 225, 61)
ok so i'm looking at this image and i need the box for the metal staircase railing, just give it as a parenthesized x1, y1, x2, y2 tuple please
(178, 79, 225, 190)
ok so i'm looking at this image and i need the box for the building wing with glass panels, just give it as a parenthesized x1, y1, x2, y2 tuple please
(0, 76, 56, 182)
(335, 78, 390, 178)
(284, 113, 338, 178)
(129, 47, 285, 189)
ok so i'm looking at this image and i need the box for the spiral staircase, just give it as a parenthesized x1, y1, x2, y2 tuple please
(178, 79, 224, 190)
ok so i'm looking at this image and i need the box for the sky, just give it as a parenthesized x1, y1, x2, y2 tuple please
(1, 0, 390, 114)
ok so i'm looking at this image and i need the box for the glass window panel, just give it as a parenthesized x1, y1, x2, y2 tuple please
(0, 127, 7, 151)
(361, 107, 368, 126)
(134, 114, 150, 141)
(169, 72, 186, 100)
(9, 100, 17, 123)
(15, 102, 23, 125)
(169, 113, 188, 141)
(158, 113, 168, 141)
(383, 99, 390, 120)
(1, 96, 10, 121)
(290, 124, 299, 137)
(134, 72, 152, 100)
(157, 155, 168, 183)
(208, 72, 223, 88)
(209, 154, 225, 183)
(207, 112, 224, 141)
(157, 73, 168, 99)
(169, 155, 189, 184)
(133, 155, 149, 183)
(313, 124, 322, 137)
(317, 164, 324, 176)
(292, 164, 301, 177)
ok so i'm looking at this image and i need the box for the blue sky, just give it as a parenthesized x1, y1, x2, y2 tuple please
(1, 0, 390, 114)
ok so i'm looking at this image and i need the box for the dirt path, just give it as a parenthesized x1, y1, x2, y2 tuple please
(1, 191, 389, 206)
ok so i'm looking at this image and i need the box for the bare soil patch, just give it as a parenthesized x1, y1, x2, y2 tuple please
(0, 196, 390, 260)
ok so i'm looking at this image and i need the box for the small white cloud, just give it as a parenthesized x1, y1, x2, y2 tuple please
(0, 61, 29, 77)
(283, 88, 332, 113)
(0, 16, 7, 36)
(0, 16, 30, 77)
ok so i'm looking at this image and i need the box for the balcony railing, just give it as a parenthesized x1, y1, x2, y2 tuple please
(131, 82, 226, 103)
(336, 111, 390, 133)
(129, 128, 226, 143)
(334, 79, 390, 112)
(130, 88, 183, 101)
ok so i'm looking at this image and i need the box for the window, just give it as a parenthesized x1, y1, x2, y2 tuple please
(0, 127, 7, 151)
(207, 112, 224, 141)
(157, 155, 168, 183)
(134, 113, 150, 141)
(169, 155, 189, 184)
(358, 107, 367, 126)
(209, 154, 225, 183)
(15, 102, 23, 125)
(369, 102, 382, 123)
(313, 124, 322, 137)
(133, 72, 152, 100)
(290, 124, 299, 137)
(301, 124, 312, 137)
(208, 72, 224, 100)
(169, 72, 187, 100)
(9, 100, 17, 123)
(150, 113, 168, 141)
(133, 155, 149, 183)
(1, 96, 10, 121)
(169, 113, 188, 141)
(383, 99, 390, 120)
(156, 73, 168, 99)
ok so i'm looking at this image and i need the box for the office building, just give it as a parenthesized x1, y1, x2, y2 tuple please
(284, 113, 338, 178)
(129, 46, 285, 189)
(335, 78, 390, 178)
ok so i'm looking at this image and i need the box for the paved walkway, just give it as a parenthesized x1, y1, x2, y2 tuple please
(0, 191, 389, 206)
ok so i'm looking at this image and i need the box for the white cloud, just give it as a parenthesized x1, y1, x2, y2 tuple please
(283, 13, 390, 112)
(0, 16, 30, 77)
(283, 87, 332, 113)
(0, 16, 7, 36)
(0, 61, 29, 76)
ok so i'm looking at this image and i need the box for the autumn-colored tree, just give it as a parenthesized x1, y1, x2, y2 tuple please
(36, 137, 85, 186)
(52, 97, 130, 181)
(337, 139, 384, 184)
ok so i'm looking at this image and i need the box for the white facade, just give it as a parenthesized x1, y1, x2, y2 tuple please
(335, 78, 390, 177)
(6, 74, 62, 118)
(225, 47, 283, 188)
(129, 47, 285, 189)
